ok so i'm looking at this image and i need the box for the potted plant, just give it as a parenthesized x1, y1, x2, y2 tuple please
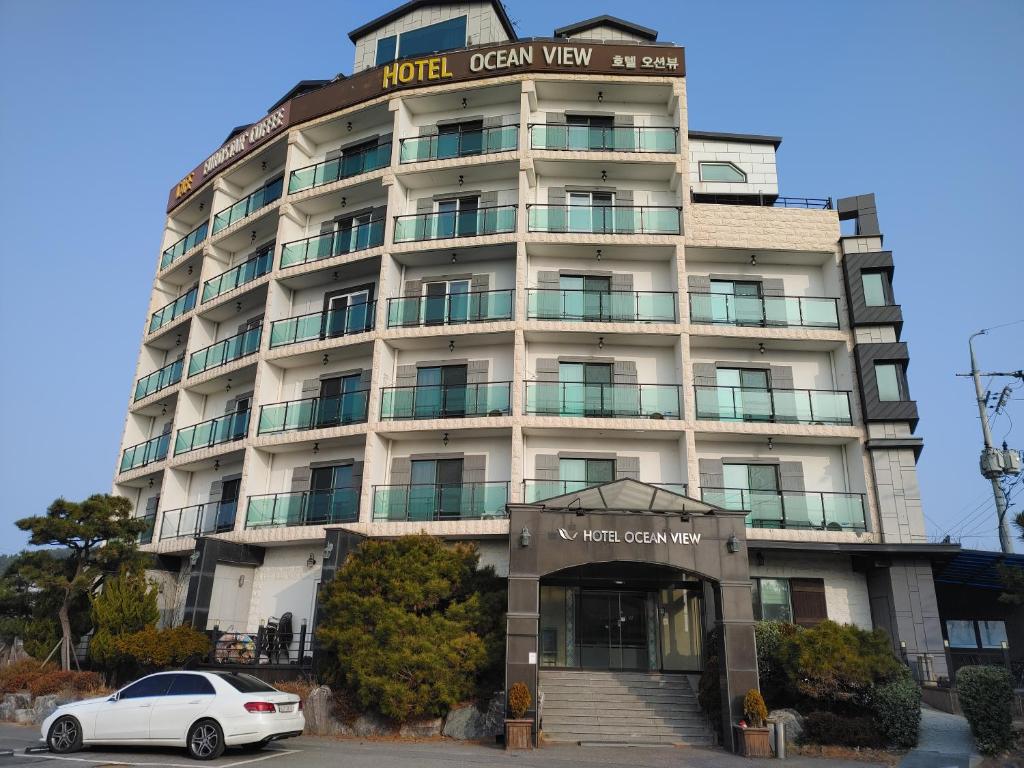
(734, 689, 772, 758)
(505, 682, 533, 749)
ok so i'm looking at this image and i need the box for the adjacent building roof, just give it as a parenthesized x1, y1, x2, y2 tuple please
(688, 130, 782, 149)
(554, 15, 658, 41)
(527, 478, 720, 514)
(267, 80, 333, 113)
(934, 548, 1024, 590)
(348, 0, 517, 43)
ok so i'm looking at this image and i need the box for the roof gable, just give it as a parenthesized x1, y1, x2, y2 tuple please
(349, 0, 517, 43)
(554, 15, 658, 42)
(529, 478, 720, 514)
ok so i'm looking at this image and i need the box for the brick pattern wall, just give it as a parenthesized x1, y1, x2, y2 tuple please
(686, 204, 839, 252)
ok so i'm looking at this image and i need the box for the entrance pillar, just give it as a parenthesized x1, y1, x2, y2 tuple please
(716, 580, 759, 750)
(506, 575, 540, 720)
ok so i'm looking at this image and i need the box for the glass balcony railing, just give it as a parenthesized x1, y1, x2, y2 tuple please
(523, 479, 687, 503)
(527, 289, 677, 322)
(689, 293, 840, 329)
(700, 487, 867, 532)
(149, 287, 197, 334)
(380, 382, 511, 420)
(269, 302, 375, 348)
(529, 124, 678, 153)
(159, 500, 237, 540)
(386, 289, 513, 328)
(134, 358, 184, 401)
(201, 247, 273, 303)
(372, 482, 509, 521)
(211, 177, 283, 234)
(280, 218, 385, 268)
(393, 205, 516, 243)
(694, 385, 852, 425)
(137, 513, 156, 545)
(246, 488, 359, 528)
(257, 391, 369, 435)
(399, 126, 518, 163)
(288, 144, 392, 194)
(119, 433, 170, 473)
(527, 204, 680, 235)
(174, 410, 250, 455)
(525, 382, 681, 419)
(161, 221, 208, 271)
(188, 325, 261, 377)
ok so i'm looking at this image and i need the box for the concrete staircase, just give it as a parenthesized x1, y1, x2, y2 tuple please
(539, 670, 713, 746)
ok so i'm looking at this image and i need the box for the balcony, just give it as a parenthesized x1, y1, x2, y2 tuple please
(159, 501, 237, 540)
(523, 479, 687, 503)
(694, 386, 852, 425)
(269, 302, 375, 348)
(386, 289, 513, 328)
(380, 382, 511, 420)
(134, 358, 183, 401)
(393, 205, 516, 243)
(691, 192, 833, 209)
(149, 287, 197, 334)
(257, 391, 369, 435)
(527, 204, 680, 235)
(201, 247, 273, 303)
(212, 177, 283, 234)
(120, 433, 170, 473)
(399, 126, 518, 163)
(288, 144, 392, 194)
(280, 218, 385, 268)
(700, 487, 866, 532)
(188, 325, 261, 377)
(527, 289, 677, 323)
(529, 124, 677, 153)
(174, 411, 250, 455)
(245, 488, 359, 528)
(525, 381, 681, 419)
(371, 481, 509, 521)
(689, 293, 839, 329)
(161, 221, 208, 271)
(137, 513, 156, 545)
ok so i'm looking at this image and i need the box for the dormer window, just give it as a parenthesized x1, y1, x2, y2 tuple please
(375, 16, 468, 66)
(699, 161, 747, 183)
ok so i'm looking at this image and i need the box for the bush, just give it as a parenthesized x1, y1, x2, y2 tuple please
(802, 711, 885, 748)
(866, 671, 920, 749)
(508, 682, 531, 719)
(106, 626, 210, 674)
(743, 689, 767, 727)
(957, 666, 1014, 755)
(755, 620, 801, 707)
(27, 670, 104, 697)
(0, 658, 53, 693)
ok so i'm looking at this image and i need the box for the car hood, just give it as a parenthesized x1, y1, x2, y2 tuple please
(56, 695, 110, 710)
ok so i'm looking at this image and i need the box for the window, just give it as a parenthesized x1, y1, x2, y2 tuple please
(724, 463, 782, 525)
(560, 275, 611, 320)
(167, 674, 215, 696)
(559, 458, 615, 492)
(945, 620, 978, 648)
(120, 674, 173, 699)
(978, 620, 1008, 648)
(398, 16, 467, 59)
(415, 365, 468, 418)
(875, 363, 903, 402)
(752, 578, 827, 626)
(862, 271, 888, 307)
(215, 672, 277, 693)
(753, 578, 792, 622)
(559, 362, 613, 416)
(375, 35, 397, 66)
(699, 162, 747, 183)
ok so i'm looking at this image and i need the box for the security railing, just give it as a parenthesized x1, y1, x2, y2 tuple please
(269, 302, 376, 348)
(288, 143, 392, 193)
(386, 289, 513, 327)
(523, 479, 687, 503)
(529, 124, 678, 153)
(372, 481, 509, 521)
(174, 410, 250, 455)
(380, 382, 511, 420)
(525, 382, 681, 419)
(212, 177, 284, 234)
(119, 433, 170, 473)
(137, 513, 156, 545)
(245, 488, 359, 528)
(188, 325, 261, 377)
(280, 218, 385, 268)
(161, 221, 208, 270)
(527, 204, 681, 234)
(159, 500, 238, 540)
(393, 204, 516, 243)
(694, 385, 852, 425)
(528, 289, 677, 322)
(691, 192, 833, 209)
(134, 358, 184, 401)
(201, 247, 273, 303)
(399, 125, 518, 163)
(257, 391, 369, 434)
(688, 293, 840, 329)
(700, 487, 867, 532)
(149, 287, 197, 333)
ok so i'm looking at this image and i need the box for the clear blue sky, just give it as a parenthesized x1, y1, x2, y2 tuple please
(0, 0, 1021, 552)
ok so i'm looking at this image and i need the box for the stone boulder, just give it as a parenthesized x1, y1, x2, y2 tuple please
(14, 709, 34, 725)
(33, 695, 60, 724)
(768, 708, 804, 744)
(0, 702, 15, 722)
(443, 704, 486, 740)
(352, 712, 395, 738)
(398, 717, 443, 739)
(302, 686, 334, 736)
(3, 693, 31, 710)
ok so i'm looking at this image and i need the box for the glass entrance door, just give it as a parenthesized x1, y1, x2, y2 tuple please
(577, 590, 648, 670)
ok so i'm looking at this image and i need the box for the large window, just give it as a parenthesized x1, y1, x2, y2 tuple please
(753, 578, 792, 622)
(699, 161, 747, 183)
(947, 619, 1009, 649)
(861, 271, 889, 307)
(376, 16, 468, 66)
(752, 577, 828, 626)
(875, 363, 904, 402)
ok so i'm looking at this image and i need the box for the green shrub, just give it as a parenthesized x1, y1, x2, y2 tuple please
(106, 625, 210, 675)
(866, 671, 920, 749)
(957, 666, 1014, 755)
(508, 682, 531, 719)
(802, 711, 884, 748)
(755, 620, 801, 707)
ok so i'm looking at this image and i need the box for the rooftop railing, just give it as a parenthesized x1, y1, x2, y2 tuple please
(399, 125, 518, 163)
(372, 481, 509, 522)
(161, 221, 208, 271)
(694, 385, 852, 425)
(212, 176, 283, 234)
(201, 247, 273, 303)
(174, 410, 250, 455)
(288, 143, 392, 194)
(386, 288, 513, 328)
(134, 358, 184, 401)
(528, 289, 677, 323)
(700, 487, 866, 532)
(269, 302, 375, 348)
(393, 204, 516, 243)
(529, 124, 678, 153)
(188, 325, 261, 377)
(120, 433, 170, 473)
(160, 500, 237, 540)
(525, 381, 682, 419)
(688, 292, 839, 329)
(280, 218, 385, 268)
(691, 192, 833, 209)
(380, 382, 511, 420)
(527, 204, 681, 235)
(257, 391, 369, 435)
(149, 287, 197, 334)
(246, 488, 359, 528)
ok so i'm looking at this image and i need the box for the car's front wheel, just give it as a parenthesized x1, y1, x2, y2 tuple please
(187, 719, 225, 761)
(47, 715, 83, 754)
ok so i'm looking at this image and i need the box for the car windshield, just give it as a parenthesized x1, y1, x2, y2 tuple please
(214, 672, 278, 693)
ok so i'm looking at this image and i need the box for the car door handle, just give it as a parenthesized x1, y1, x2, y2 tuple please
(188, 700, 202, 704)
(139, 703, 152, 708)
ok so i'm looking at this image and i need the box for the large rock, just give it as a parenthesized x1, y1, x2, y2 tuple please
(14, 709, 34, 725)
(481, 695, 504, 738)
(768, 708, 804, 744)
(3, 693, 31, 710)
(443, 704, 486, 740)
(33, 695, 60, 724)
(352, 712, 395, 738)
(398, 717, 442, 739)
(303, 686, 334, 736)
(0, 702, 15, 722)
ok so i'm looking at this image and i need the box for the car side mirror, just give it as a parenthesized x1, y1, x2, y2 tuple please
(108, 694, 118, 702)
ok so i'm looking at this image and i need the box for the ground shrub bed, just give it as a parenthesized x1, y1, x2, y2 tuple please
(0, 659, 106, 698)
(956, 666, 1014, 756)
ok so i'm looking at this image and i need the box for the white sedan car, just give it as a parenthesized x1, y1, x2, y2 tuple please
(40, 671, 304, 760)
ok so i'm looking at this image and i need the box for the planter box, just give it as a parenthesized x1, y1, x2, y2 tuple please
(735, 725, 772, 758)
(505, 719, 533, 749)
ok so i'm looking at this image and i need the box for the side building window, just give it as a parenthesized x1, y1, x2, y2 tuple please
(861, 270, 890, 307)
(699, 161, 747, 183)
(875, 362, 905, 402)
(375, 16, 468, 66)
(752, 577, 828, 627)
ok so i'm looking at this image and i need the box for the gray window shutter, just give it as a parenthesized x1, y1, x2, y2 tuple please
(325, 148, 342, 162)
(161, 420, 173, 435)
(463, 455, 486, 484)
(535, 358, 559, 382)
(482, 115, 503, 129)
(548, 186, 566, 206)
(290, 466, 311, 494)
(479, 191, 498, 207)
(372, 204, 387, 222)
(535, 454, 559, 481)
(208, 480, 224, 504)
(471, 273, 490, 293)
(610, 273, 633, 293)
(416, 198, 434, 214)
(762, 279, 785, 298)
(471, 273, 490, 318)
(396, 364, 417, 388)
(350, 460, 364, 490)
(687, 274, 711, 294)
(390, 456, 411, 486)
(693, 363, 718, 387)
(401, 279, 422, 325)
(614, 115, 634, 127)
(359, 369, 372, 390)
(769, 365, 794, 392)
(223, 396, 237, 414)
(779, 462, 806, 492)
(320, 220, 335, 235)
(467, 360, 489, 384)
(698, 458, 724, 489)
(403, 279, 422, 298)
(535, 271, 561, 318)
(616, 189, 634, 205)
(612, 360, 638, 385)
(546, 112, 566, 125)
(615, 456, 640, 481)
(301, 379, 321, 399)
(615, 189, 635, 234)
(145, 495, 159, 514)
(377, 132, 393, 147)
(609, 272, 635, 321)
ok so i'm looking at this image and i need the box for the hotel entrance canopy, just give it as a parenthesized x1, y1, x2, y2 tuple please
(526, 478, 721, 515)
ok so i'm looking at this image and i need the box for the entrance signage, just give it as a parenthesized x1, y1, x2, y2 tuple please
(558, 527, 701, 545)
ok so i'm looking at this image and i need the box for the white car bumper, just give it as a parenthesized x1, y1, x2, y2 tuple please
(221, 712, 305, 745)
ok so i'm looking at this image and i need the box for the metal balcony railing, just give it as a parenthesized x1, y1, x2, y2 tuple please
(137, 513, 156, 545)
(245, 488, 359, 528)
(149, 287, 197, 333)
(257, 391, 369, 435)
(201, 247, 273, 303)
(212, 177, 283, 234)
(160, 500, 238, 540)
(399, 125, 518, 163)
(693, 385, 852, 425)
(134, 358, 183, 401)
(386, 288, 513, 328)
(525, 381, 682, 419)
(372, 481, 509, 521)
(174, 410, 250, 455)
(269, 302, 376, 348)
(393, 205, 517, 243)
(280, 218, 385, 268)
(188, 326, 261, 377)
(529, 124, 678, 153)
(700, 487, 867, 532)
(161, 221, 208, 271)
(120, 433, 170, 473)
(527, 204, 681, 235)
(380, 382, 511, 420)
(691, 192, 833, 209)
(528, 289, 677, 322)
(688, 292, 839, 329)
(523, 479, 687, 503)
(288, 143, 392, 194)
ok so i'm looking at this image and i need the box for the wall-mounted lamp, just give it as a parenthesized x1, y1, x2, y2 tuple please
(187, 265, 193, 276)
(442, 432, 450, 447)
(324, 541, 335, 560)
(597, 90, 603, 103)
(750, 254, 757, 266)
(767, 437, 774, 451)
(332, 271, 339, 281)
(755, 551, 766, 567)
(449, 339, 456, 352)
(176, 334, 182, 347)
(313, 441, 320, 455)
(595, 249, 602, 262)
(323, 353, 329, 365)
(236, 301, 242, 312)
(199, 202, 205, 212)
(251, 231, 257, 243)
(226, 378, 232, 392)
(451, 252, 458, 263)
(341, 196, 347, 208)
(726, 533, 740, 553)
(601, 169, 607, 182)
(189, 550, 201, 567)
(238, 574, 246, 587)
(461, 97, 467, 109)
(261, 160, 267, 171)
(161, 403, 167, 415)
(458, 175, 464, 186)
(899, 640, 907, 650)
(149, 477, 155, 488)
(519, 526, 532, 547)
(943, 638, 950, 649)
(214, 459, 220, 471)
(346, 121, 352, 132)
(597, 336, 604, 350)
(306, 553, 317, 569)
(758, 343, 766, 355)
